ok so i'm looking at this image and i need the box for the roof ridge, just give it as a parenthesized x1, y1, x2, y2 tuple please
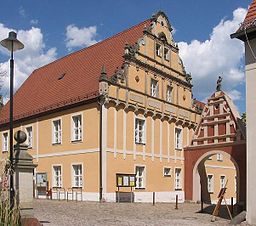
(33, 18, 151, 73)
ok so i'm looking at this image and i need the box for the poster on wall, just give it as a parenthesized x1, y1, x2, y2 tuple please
(116, 174, 136, 187)
(36, 173, 47, 187)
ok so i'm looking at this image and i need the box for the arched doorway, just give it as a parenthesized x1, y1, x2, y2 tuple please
(192, 150, 239, 204)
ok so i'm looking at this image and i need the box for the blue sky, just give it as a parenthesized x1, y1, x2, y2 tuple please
(0, 0, 252, 113)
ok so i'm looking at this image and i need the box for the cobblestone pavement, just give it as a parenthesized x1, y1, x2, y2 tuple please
(33, 199, 243, 226)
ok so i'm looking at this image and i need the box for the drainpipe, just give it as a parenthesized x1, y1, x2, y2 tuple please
(99, 98, 103, 202)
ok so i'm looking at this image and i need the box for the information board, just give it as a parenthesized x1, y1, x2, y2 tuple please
(116, 174, 136, 187)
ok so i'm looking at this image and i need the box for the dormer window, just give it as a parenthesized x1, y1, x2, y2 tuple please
(156, 43, 162, 57)
(164, 48, 169, 61)
(151, 79, 159, 97)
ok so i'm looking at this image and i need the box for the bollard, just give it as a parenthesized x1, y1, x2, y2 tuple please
(175, 194, 178, 209)
(231, 197, 234, 215)
(153, 192, 155, 206)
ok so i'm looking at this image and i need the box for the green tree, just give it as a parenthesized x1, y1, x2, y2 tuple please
(241, 112, 246, 123)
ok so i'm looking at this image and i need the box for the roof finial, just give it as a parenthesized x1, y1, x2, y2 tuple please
(216, 76, 223, 91)
(99, 65, 108, 82)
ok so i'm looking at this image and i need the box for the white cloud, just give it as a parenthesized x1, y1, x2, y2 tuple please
(65, 24, 98, 51)
(0, 23, 57, 102)
(226, 89, 242, 101)
(30, 19, 39, 25)
(19, 6, 26, 18)
(178, 8, 247, 101)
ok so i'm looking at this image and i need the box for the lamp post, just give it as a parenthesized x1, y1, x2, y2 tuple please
(0, 31, 24, 209)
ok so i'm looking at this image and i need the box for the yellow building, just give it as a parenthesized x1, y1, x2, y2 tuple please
(0, 12, 237, 203)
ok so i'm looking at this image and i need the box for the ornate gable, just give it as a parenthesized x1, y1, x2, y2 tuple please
(190, 91, 245, 147)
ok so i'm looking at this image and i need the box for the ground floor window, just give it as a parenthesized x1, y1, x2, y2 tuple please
(175, 168, 182, 190)
(207, 174, 214, 193)
(52, 165, 62, 188)
(220, 175, 226, 189)
(135, 166, 145, 189)
(72, 164, 83, 187)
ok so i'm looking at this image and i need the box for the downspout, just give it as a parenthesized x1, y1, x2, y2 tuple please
(99, 98, 103, 202)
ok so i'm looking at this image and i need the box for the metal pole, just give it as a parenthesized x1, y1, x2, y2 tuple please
(9, 41, 14, 210)
(175, 194, 178, 209)
(231, 197, 234, 215)
(153, 192, 155, 206)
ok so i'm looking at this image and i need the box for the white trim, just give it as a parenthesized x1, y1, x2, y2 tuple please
(174, 167, 182, 190)
(167, 122, 170, 162)
(33, 148, 99, 158)
(123, 110, 127, 159)
(160, 121, 162, 162)
(151, 118, 154, 161)
(163, 166, 172, 177)
(134, 164, 146, 189)
(71, 162, 84, 188)
(175, 126, 183, 150)
(207, 174, 214, 193)
(220, 174, 226, 190)
(2, 131, 8, 152)
(102, 104, 108, 194)
(114, 107, 117, 158)
(134, 115, 146, 145)
(205, 164, 236, 170)
(24, 124, 34, 149)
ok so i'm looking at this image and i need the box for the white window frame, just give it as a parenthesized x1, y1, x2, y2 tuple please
(156, 43, 162, 57)
(175, 127, 183, 150)
(164, 47, 170, 61)
(217, 153, 223, 161)
(150, 78, 159, 98)
(174, 168, 182, 190)
(220, 175, 226, 189)
(71, 163, 83, 188)
(52, 165, 62, 188)
(166, 85, 172, 103)
(2, 132, 8, 152)
(207, 174, 214, 193)
(71, 114, 82, 142)
(163, 167, 172, 177)
(52, 118, 62, 144)
(25, 126, 33, 148)
(135, 165, 146, 189)
(134, 117, 146, 144)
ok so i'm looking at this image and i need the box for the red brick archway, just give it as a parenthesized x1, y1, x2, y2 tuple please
(184, 142, 246, 205)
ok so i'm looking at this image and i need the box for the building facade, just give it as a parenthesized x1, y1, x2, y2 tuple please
(0, 12, 239, 203)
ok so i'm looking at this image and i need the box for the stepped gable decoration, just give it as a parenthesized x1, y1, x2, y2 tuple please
(231, 0, 256, 40)
(190, 90, 245, 147)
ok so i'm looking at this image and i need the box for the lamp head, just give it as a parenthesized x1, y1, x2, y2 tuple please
(0, 31, 24, 52)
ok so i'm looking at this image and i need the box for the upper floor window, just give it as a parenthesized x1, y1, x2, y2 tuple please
(53, 165, 62, 188)
(175, 168, 182, 190)
(156, 43, 162, 57)
(72, 164, 83, 188)
(207, 174, 214, 193)
(2, 132, 8, 152)
(135, 118, 146, 144)
(163, 167, 172, 177)
(164, 48, 169, 61)
(135, 166, 145, 189)
(72, 115, 82, 141)
(175, 128, 183, 150)
(26, 126, 33, 148)
(151, 79, 159, 98)
(53, 119, 62, 144)
(166, 85, 173, 103)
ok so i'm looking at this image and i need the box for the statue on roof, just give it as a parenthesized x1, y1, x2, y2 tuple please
(216, 76, 223, 91)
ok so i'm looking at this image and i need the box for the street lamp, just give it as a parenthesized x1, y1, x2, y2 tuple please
(0, 31, 24, 209)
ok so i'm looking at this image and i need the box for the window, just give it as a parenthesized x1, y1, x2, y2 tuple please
(135, 118, 146, 144)
(135, 166, 145, 188)
(72, 164, 83, 187)
(163, 167, 172, 177)
(53, 119, 62, 144)
(166, 85, 172, 103)
(220, 175, 226, 189)
(175, 128, 183, 150)
(26, 126, 33, 148)
(156, 43, 162, 56)
(2, 132, 8, 152)
(217, 153, 223, 161)
(164, 48, 169, 60)
(53, 165, 62, 187)
(150, 79, 159, 97)
(72, 115, 82, 141)
(207, 175, 214, 193)
(175, 168, 182, 190)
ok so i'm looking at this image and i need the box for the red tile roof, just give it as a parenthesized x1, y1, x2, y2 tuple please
(0, 19, 151, 125)
(236, 0, 256, 32)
